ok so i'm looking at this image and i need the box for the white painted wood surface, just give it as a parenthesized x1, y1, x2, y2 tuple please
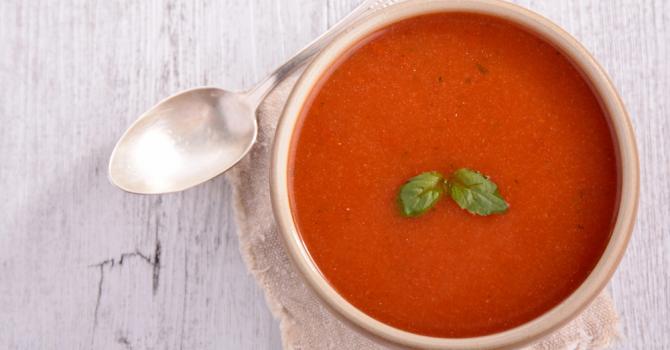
(0, 1, 667, 349)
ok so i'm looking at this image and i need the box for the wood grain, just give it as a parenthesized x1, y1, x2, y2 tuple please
(0, 0, 667, 349)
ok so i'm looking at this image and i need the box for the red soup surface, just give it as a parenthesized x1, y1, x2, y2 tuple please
(289, 13, 618, 337)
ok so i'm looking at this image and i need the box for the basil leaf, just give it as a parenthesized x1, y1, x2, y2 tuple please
(447, 168, 509, 216)
(397, 172, 445, 217)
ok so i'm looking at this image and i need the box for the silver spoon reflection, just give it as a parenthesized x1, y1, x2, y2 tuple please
(109, 0, 394, 194)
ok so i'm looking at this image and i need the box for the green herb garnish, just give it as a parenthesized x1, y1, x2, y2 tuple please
(397, 168, 509, 218)
(397, 172, 445, 217)
(447, 168, 509, 215)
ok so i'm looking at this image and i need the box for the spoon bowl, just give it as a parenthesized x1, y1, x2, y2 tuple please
(109, 88, 256, 194)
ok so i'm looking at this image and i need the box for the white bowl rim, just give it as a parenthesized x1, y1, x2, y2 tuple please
(270, 0, 640, 349)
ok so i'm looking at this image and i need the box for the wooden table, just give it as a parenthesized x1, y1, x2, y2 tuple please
(1, 1, 668, 349)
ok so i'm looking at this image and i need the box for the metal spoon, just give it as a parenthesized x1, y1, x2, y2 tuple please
(109, 0, 394, 194)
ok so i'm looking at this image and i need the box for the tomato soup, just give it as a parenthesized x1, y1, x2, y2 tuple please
(288, 13, 618, 337)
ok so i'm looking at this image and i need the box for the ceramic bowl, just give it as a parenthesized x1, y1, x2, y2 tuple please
(270, 0, 639, 348)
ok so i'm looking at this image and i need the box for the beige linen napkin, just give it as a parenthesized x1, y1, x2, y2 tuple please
(227, 2, 618, 348)
(227, 72, 620, 349)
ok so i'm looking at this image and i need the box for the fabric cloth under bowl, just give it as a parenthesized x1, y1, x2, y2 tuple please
(226, 70, 620, 350)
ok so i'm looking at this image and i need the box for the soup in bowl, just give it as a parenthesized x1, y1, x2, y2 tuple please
(271, 0, 638, 349)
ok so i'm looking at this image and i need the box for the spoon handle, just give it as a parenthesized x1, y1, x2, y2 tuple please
(245, 0, 394, 106)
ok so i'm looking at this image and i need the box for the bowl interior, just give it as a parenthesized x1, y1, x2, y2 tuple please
(270, 1, 639, 349)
